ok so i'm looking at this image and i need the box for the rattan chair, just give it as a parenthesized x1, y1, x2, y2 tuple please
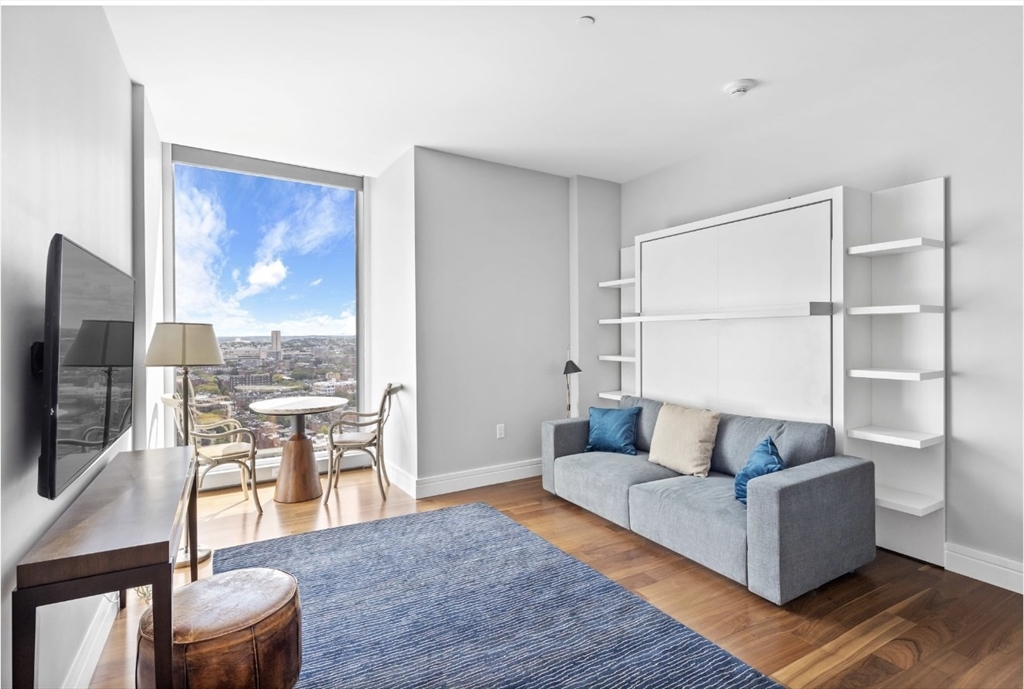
(325, 383, 396, 503)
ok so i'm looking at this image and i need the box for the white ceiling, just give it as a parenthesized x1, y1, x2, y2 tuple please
(104, 4, 997, 183)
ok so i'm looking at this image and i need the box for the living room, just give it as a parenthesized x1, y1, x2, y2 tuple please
(2, 3, 1021, 688)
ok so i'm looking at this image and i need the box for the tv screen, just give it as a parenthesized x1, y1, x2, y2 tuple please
(38, 234, 135, 499)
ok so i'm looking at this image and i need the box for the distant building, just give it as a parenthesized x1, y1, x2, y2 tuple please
(271, 330, 281, 351)
(230, 373, 273, 390)
(312, 381, 338, 394)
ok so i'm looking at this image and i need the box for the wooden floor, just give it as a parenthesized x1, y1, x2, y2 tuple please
(90, 469, 1022, 688)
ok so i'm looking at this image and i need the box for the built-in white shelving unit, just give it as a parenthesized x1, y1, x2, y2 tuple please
(847, 237, 944, 257)
(848, 368, 944, 381)
(597, 247, 640, 402)
(620, 302, 832, 323)
(598, 277, 636, 288)
(847, 425, 944, 449)
(598, 315, 640, 325)
(842, 177, 947, 565)
(598, 355, 637, 363)
(875, 484, 945, 517)
(847, 304, 943, 315)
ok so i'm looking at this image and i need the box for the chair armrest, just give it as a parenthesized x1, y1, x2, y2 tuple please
(746, 455, 875, 604)
(540, 418, 590, 493)
(194, 417, 241, 432)
(192, 427, 256, 446)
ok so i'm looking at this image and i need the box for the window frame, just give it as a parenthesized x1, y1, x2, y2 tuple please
(167, 144, 365, 443)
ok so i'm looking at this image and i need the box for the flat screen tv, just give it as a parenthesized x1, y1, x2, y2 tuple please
(37, 234, 135, 499)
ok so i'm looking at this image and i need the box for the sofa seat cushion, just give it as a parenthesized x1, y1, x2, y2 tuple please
(628, 473, 749, 585)
(553, 452, 678, 529)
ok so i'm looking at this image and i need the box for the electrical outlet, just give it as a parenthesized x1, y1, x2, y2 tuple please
(496, 424, 505, 439)
(271, 467, 279, 479)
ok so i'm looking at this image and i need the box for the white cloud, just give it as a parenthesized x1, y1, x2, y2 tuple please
(309, 278, 323, 287)
(235, 258, 288, 299)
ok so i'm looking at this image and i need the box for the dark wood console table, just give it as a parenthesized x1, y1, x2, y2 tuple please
(13, 446, 198, 688)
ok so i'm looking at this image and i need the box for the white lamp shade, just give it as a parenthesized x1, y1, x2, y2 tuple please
(145, 322, 224, 367)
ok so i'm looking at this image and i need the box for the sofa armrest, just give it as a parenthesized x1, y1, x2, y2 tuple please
(746, 455, 875, 604)
(541, 418, 590, 493)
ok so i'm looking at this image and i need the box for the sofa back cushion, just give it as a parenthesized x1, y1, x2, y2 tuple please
(618, 395, 663, 453)
(710, 413, 835, 476)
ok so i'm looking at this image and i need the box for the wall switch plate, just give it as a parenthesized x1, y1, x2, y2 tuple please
(496, 424, 505, 439)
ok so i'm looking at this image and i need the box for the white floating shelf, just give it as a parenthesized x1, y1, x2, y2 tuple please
(847, 425, 944, 449)
(598, 314, 640, 325)
(847, 304, 944, 316)
(612, 302, 832, 324)
(848, 237, 944, 257)
(598, 277, 636, 288)
(875, 485, 945, 517)
(598, 390, 625, 401)
(599, 355, 637, 363)
(848, 368, 945, 381)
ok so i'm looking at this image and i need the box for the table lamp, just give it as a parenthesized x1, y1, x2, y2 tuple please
(563, 359, 582, 418)
(145, 322, 224, 566)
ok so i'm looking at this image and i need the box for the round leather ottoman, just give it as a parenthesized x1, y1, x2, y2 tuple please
(137, 567, 301, 689)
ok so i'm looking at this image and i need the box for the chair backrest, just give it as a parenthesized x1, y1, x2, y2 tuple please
(376, 383, 394, 426)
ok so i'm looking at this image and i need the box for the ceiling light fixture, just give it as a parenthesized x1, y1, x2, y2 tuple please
(723, 79, 756, 98)
(576, 15, 596, 28)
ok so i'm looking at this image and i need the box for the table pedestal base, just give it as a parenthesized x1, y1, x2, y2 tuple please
(274, 434, 323, 503)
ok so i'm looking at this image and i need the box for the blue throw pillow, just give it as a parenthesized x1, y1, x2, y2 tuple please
(735, 436, 785, 505)
(585, 406, 641, 455)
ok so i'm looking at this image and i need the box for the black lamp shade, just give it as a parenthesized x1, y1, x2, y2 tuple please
(563, 360, 582, 375)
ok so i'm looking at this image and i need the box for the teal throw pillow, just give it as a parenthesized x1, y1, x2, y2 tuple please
(585, 406, 641, 455)
(735, 436, 785, 505)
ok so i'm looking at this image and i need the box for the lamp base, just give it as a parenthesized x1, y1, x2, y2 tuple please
(174, 544, 212, 568)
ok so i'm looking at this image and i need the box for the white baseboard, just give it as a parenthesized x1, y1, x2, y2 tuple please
(413, 458, 541, 499)
(62, 594, 120, 689)
(945, 542, 1023, 594)
(386, 463, 417, 498)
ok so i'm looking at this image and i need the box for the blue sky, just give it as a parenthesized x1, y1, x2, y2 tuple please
(174, 164, 356, 338)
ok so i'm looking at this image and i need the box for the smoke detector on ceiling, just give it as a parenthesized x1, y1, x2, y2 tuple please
(723, 79, 756, 98)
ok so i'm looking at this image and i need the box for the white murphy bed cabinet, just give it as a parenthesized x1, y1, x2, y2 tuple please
(598, 179, 947, 565)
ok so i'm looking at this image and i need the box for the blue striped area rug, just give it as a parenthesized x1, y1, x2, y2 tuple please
(213, 503, 780, 688)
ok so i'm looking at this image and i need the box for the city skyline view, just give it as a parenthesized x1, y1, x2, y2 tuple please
(174, 163, 357, 338)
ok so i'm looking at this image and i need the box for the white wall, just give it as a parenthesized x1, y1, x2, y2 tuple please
(621, 8, 1022, 576)
(412, 148, 568, 493)
(570, 176, 622, 415)
(365, 149, 419, 493)
(1, 7, 135, 686)
(132, 84, 169, 451)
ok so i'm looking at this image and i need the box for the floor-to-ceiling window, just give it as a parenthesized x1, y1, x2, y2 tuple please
(171, 147, 361, 464)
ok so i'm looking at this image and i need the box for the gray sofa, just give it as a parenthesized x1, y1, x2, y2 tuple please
(541, 395, 875, 604)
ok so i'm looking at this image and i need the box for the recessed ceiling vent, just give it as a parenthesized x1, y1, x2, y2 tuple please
(576, 15, 596, 28)
(723, 79, 756, 98)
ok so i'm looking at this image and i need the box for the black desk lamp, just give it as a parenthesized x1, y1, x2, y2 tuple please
(563, 360, 582, 418)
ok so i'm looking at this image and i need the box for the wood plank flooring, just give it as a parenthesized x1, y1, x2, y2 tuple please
(89, 470, 1022, 688)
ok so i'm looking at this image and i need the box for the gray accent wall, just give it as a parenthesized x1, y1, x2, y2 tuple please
(413, 148, 568, 483)
(1, 7, 135, 686)
(621, 6, 1022, 572)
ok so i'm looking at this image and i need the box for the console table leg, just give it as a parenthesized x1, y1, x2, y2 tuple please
(150, 565, 174, 686)
(189, 461, 199, 581)
(120, 589, 127, 609)
(12, 589, 36, 688)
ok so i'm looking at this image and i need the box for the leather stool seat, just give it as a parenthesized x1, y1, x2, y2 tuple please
(137, 567, 301, 689)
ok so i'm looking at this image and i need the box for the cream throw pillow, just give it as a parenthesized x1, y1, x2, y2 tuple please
(648, 403, 721, 477)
